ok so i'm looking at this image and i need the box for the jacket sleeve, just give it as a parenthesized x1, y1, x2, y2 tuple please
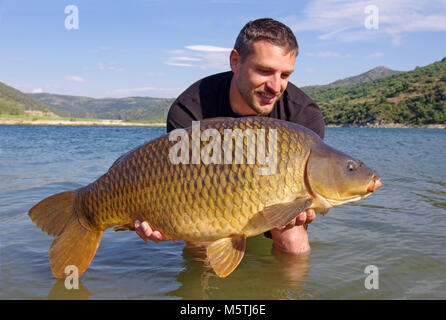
(298, 101, 325, 140)
(166, 101, 197, 133)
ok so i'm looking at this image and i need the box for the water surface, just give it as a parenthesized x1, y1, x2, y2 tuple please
(1, 125, 445, 299)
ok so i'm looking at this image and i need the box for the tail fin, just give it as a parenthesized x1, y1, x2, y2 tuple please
(28, 190, 103, 279)
(49, 220, 103, 279)
(29, 190, 78, 237)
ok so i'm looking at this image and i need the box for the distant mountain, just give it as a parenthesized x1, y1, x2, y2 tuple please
(23, 66, 400, 121)
(29, 93, 175, 122)
(1, 59, 445, 125)
(308, 57, 446, 125)
(302, 66, 402, 96)
(0, 81, 54, 115)
(331, 66, 402, 86)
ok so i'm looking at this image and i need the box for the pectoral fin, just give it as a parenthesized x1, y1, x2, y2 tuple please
(206, 235, 246, 278)
(262, 198, 313, 229)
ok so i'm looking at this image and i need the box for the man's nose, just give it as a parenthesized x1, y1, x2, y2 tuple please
(266, 75, 281, 94)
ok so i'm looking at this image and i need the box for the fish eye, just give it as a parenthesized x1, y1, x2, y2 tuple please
(347, 160, 357, 172)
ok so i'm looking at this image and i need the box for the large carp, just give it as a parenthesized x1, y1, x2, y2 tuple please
(29, 117, 382, 279)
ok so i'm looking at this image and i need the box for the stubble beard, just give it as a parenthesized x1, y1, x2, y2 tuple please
(238, 84, 278, 116)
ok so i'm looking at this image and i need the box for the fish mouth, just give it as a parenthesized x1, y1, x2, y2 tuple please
(366, 174, 382, 193)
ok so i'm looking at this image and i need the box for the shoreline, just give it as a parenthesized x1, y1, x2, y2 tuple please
(0, 117, 444, 129)
(0, 118, 166, 127)
(326, 123, 445, 129)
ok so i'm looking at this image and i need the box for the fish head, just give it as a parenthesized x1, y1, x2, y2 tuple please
(305, 143, 382, 210)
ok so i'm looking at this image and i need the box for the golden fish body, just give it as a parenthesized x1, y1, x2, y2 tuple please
(29, 117, 382, 279)
(78, 117, 312, 240)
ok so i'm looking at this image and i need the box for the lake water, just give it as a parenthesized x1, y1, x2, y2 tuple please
(1, 125, 445, 300)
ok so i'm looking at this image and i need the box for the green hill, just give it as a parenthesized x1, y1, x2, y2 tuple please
(2, 57, 445, 125)
(30, 93, 175, 122)
(306, 58, 446, 125)
(0, 81, 54, 115)
(0, 80, 174, 122)
(302, 66, 401, 96)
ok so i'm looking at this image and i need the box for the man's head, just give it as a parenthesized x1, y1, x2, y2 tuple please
(230, 18, 298, 116)
(234, 18, 298, 63)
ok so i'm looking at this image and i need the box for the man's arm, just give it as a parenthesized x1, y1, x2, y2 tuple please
(264, 91, 326, 252)
(296, 102, 325, 139)
(166, 101, 197, 133)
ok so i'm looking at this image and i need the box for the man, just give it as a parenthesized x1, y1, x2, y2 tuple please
(135, 18, 326, 254)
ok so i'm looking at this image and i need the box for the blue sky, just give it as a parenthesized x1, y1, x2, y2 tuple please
(1, 0, 446, 98)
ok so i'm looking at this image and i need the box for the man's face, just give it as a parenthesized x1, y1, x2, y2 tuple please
(231, 41, 296, 115)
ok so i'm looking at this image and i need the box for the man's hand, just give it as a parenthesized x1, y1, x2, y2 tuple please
(270, 208, 318, 254)
(281, 208, 317, 230)
(134, 220, 169, 243)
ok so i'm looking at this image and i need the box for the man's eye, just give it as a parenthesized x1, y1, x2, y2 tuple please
(258, 69, 271, 74)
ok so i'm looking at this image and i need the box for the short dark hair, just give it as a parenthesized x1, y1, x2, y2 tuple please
(234, 18, 298, 61)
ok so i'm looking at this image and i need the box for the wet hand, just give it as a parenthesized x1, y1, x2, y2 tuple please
(280, 208, 318, 230)
(270, 209, 320, 254)
(134, 220, 169, 243)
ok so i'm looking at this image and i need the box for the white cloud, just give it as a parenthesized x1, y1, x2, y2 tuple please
(64, 75, 85, 83)
(367, 52, 384, 58)
(285, 0, 446, 45)
(82, 63, 124, 72)
(195, 51, 229, 70)
(170, 57, 203, 61)
(185, 45, 232, 52)
(317, 27, 350, 40)
(166, 49, 187, 54)
(165, 62, 194, 67)
(97, 62, 124, 72)
(32, 88, 43, 93)
(165, 45, 231, 70)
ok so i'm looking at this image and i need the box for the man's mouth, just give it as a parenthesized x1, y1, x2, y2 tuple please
(257, 92, 276, 104)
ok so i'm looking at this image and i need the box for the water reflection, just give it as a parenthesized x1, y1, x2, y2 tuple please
(270, 247, 310, 283)
(167, 240, 312, 300)
(40, 279, 92, 300)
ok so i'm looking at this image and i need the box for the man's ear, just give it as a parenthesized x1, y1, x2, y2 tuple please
(230, 49, 241, 74)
